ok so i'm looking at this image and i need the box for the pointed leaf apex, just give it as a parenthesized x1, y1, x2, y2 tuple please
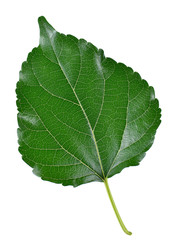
(38, 16, 54, 30)
(38, 16, 46, 24)
(38, 16, 56, 46)
(38, 16, 48, 30)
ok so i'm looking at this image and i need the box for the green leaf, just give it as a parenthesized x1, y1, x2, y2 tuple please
(16, 16, 161, 235)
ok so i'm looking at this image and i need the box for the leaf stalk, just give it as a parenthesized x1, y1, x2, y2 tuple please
(104, 178, 132, 235)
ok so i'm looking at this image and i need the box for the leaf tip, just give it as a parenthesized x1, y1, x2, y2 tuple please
(38, 16, 47, 25)
(38, 16, 56, 45)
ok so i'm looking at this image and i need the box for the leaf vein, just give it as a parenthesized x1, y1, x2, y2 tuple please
(31, 67, 79, 106)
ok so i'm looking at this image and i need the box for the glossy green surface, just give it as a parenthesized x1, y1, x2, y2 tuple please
(16, 16, 161, 187)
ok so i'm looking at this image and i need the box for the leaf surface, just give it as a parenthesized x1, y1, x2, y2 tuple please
(16, 16, 161, 187)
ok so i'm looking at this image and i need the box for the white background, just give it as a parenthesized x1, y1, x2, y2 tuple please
(1, 0, 175, 239)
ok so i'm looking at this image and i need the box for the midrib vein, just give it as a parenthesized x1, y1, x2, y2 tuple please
(57, 59, 105, 179)
(47, 37, 105, 179)
(73, 86, 105, 179)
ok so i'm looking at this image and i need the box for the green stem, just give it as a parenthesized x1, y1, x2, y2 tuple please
(104, 178, 132, 235)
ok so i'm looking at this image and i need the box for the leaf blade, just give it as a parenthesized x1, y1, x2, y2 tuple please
(17, 17, 161, 186)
